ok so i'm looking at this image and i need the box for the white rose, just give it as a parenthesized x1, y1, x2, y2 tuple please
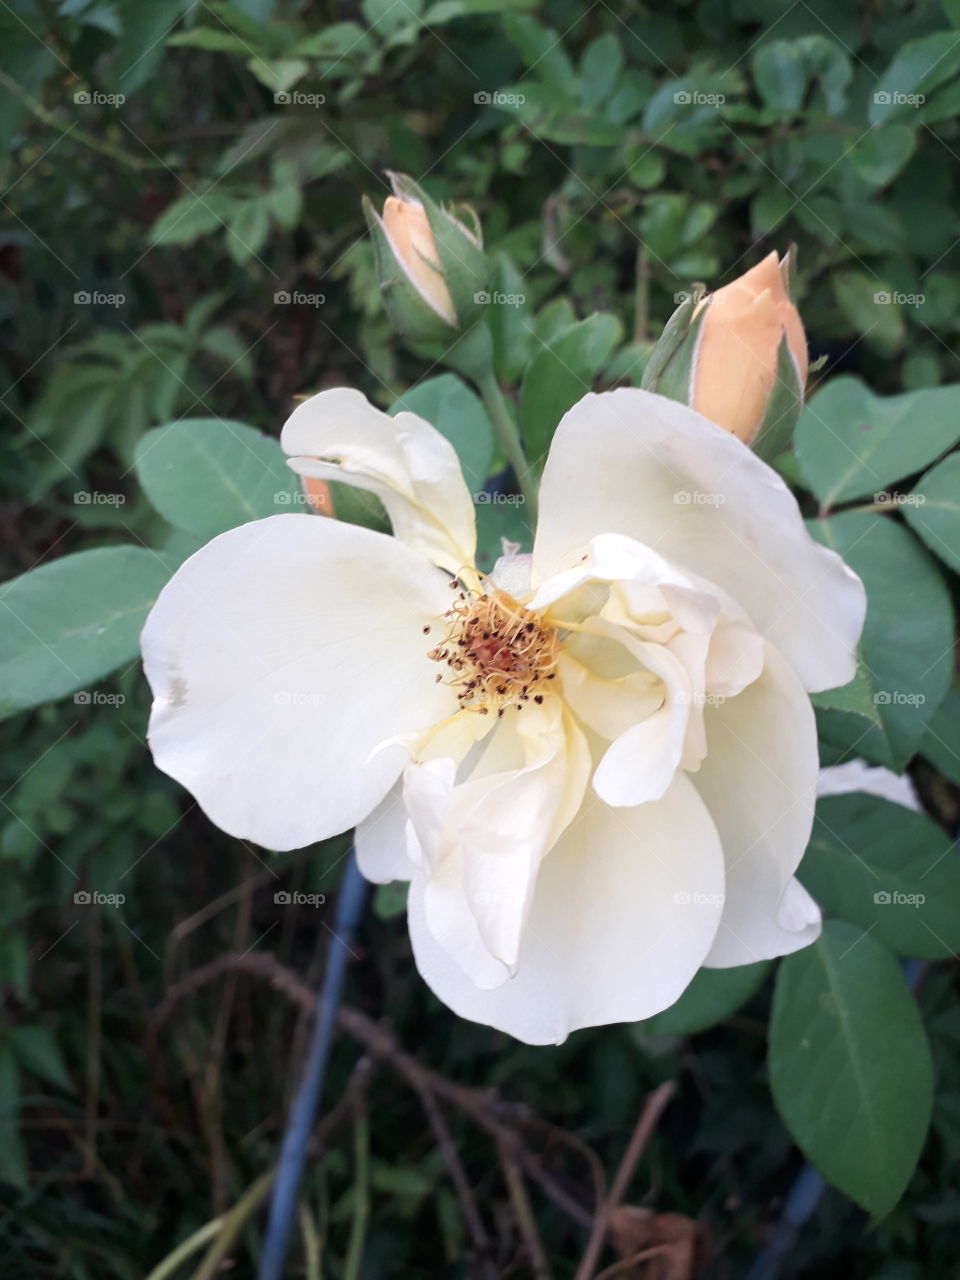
(141, 387, 865, 1045)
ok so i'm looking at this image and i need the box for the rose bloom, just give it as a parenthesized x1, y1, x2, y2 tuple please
(141, 388, 865, 1045)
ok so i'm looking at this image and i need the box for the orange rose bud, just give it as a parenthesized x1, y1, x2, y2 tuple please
(301, 475, 333, 516)
(692, 251, 808, 444)
(643, 249, 809, 459)
(380, 195, 457, 327)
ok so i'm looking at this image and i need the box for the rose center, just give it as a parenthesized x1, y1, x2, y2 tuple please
(425, 582, 558, 717)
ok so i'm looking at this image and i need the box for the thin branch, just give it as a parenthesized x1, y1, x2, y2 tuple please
(574, 1082, 677, 1280)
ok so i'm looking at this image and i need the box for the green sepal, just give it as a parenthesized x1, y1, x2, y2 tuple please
(388, 172, 490, 329)
(751, 332, 805, 463)
(640, 288, 708, 404)
(362, 193, 456, 345)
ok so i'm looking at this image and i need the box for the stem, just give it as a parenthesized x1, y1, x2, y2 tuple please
(258, 853, 368, 1280)
(477, 370, 539, 524)
(0, 70, 156, 172)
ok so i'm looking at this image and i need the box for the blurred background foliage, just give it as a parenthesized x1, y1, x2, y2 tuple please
(2, 0, 960, 1275)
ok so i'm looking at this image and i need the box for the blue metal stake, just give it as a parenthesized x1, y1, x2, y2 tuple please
(259, 851, 368, 1280)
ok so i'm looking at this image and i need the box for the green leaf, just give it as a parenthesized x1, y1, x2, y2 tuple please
(833, 273, 905, 355)
(798, 34, 852, 115)
(903, 453, 960, 574)
(167, 27, 252, 53)
(135, 418, 301, 540)
(226, 198, 270, 265)
(795, 377, 960, 507)
(870, 32, 960, 124)
(580, 33, 622, 109)
(849, 124, 916, 188)
(0, 1048, 26, 1189)
(115, 0, 188, 93)
(0, 548, 171, 720)
(149, 192, 235, 247)
(810, 513, 952, 769)
(490, 83, 621, 146)
(372, 881, 407, 920)
(247, 56, 308, 93)
(769, 920, 933, 1217)
(920, 687, 960, 785)
(642, 962, 771, 1037)
(9, 1026, 72, 1092)
(391, 373, 493, 492)
(753, 40, 808, 114)
(800, 794, 960, 959)
(519, 314, 622, 464)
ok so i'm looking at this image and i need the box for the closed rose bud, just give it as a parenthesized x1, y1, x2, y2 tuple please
(381, 194, 457, 326)
(363, 172, 489, 346)
(643, 250, 808, 458)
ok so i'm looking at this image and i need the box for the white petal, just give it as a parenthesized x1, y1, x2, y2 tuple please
(282, 387, 476, 575)
(142, 514, 456, 850)
(355, 786, 414, 883)
(408, 773, 725, 1044)
(533, 389, 866, 693)
(816, 759, 921, 811)
(407, 700, 590, 985)
(695, 642, 821, 966)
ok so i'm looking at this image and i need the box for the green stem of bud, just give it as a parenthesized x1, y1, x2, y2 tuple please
(441, 322, 538, 522)
(476, 369, 539, 525)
